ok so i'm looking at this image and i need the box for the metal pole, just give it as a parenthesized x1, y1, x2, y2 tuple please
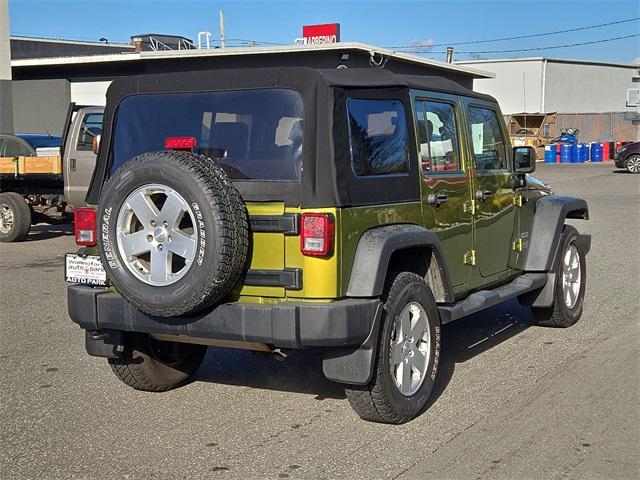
(445, 47, 453, 63)
(523, 73, 527, 133)
(219, 10, 226, 48)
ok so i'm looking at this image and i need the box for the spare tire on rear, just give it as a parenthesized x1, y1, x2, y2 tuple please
(98, 151, 248, 317)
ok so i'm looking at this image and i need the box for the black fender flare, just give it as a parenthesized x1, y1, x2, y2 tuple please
(524, 195, 590, 272)
(346, 224, 454, 303)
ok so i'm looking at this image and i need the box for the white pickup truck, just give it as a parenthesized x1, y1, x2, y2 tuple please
(0, 104, 104, 242)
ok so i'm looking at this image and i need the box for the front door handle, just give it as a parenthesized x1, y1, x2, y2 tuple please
(69, 158, 76, 171)
(475, 190, 493, 202)
(427, 193, 449, 206)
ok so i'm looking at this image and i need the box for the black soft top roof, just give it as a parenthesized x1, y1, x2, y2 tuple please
(88, 67, 498, 207)
(317, 68, 494, 101)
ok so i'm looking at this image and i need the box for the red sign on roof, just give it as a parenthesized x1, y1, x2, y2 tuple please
(302, 23, 340, 45)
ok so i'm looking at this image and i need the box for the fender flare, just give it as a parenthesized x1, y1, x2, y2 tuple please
(524, 195, 589, 272)
(346, 224, 454, 303)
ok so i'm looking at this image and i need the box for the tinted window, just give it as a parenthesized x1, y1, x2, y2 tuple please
(347, 98, 409, 176)
(467, 107, 507, 170)
(415, 100, 460, 173)
(112, 89, 303, 182)
(1, 138, 33, 157)
(76, 113, 104, 151)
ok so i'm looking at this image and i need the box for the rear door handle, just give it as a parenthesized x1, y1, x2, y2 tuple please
(475, 190, 493, 202)
(69, 158, 76, 171)
(427, 193, 449, 206)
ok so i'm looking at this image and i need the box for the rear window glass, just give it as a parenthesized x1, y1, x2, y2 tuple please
(111, 89, 303, 182)
(347, 98, 409, 176)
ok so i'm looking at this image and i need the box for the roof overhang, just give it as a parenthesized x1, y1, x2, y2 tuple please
(11, 42, 494, 79)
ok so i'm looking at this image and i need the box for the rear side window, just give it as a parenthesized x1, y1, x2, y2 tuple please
(112, 89, 304, 182)
(347, 98, 409, 176)
(76, 113, 104, 151)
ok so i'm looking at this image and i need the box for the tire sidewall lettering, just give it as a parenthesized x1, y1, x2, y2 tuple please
(192, 202, 206, 266)
(101, 206, 118, 269)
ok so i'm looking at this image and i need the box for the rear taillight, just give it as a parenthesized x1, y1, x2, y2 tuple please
(301, 213, 334, 257)
(164, 136, 196, 150)
(74, 208, 97, 246)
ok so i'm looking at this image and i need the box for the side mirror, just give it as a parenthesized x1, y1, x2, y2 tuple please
(92, 134, 101, 155)
(513, 146, 536, 174)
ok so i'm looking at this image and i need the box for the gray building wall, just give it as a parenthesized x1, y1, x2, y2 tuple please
(11, 79, 70, 134)
(544, 61, 638, 113)
(460, 59, 544, 114)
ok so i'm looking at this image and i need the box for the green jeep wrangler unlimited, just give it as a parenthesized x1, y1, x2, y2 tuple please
(67, 67, 590, 424)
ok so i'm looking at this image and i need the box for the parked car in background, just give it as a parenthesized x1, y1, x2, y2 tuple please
(614, 141, 640, 174)
(0, 134, 36, 157)
(17, 133, 62, 157)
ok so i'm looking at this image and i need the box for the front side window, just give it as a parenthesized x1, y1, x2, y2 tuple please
(415, 100, 460, 173)
(112, 89, 304, 182)
(76, 113, 104, 151)
(467, 107, 507, 170)
(347, 98, 409, 176)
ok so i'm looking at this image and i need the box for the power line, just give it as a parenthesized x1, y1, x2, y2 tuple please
(389, 17, 640, 49)
(406, 33, 640, 54)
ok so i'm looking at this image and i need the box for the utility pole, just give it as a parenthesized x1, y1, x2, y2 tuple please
(219, 10, 226, 48)
(0, 0, 13, 134)
(523, 72, 527, 133)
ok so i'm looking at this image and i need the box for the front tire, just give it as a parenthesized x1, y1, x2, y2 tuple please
(108, 334, 207, 392)
(625, 154, 640, 174)
(533, 225, 586, 328)
(0, 192, 31, 242)
(345, 272, 441, 424)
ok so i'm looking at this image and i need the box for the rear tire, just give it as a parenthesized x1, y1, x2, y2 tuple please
(345, 272, 441, 424)
(533, 225, 586, 328)
(108, 334, 207, 392)
(625, 154, 640, 174)
(0, 192, 31, 242)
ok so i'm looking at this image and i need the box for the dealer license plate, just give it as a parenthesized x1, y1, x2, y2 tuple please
(65, 253, 107, 286)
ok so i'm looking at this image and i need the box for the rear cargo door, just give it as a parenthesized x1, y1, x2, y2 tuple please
(241, 202, 291, 298)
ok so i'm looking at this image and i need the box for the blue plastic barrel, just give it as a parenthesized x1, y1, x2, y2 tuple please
(590, 142, 603, 162)
(544, 145, 555, 164)
(579, 143, 588, 163)
(571, 143, 581, 163)
(560, 144, 573, 163)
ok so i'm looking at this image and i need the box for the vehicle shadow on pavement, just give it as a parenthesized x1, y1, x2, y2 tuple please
(195, 299, 536, 404)
(196, 346, 347, 399)
(424, 299, 535, 412)
(27, 223, 74, 241)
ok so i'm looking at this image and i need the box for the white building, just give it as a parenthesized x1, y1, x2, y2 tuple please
(456, 57, 640, 142)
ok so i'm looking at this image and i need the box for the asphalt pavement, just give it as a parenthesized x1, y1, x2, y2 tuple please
(1, 163, 638, 480)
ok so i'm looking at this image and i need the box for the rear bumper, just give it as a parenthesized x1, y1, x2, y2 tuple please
(68, 285, 381, 350)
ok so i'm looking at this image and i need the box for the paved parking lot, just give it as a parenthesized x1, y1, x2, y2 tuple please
(1, 163, 638, 480)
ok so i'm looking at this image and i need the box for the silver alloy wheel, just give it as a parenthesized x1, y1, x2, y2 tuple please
(116, 184, 198, 286)
(562, 244, 582, 309)
(390, 301, 431, 396)
(627, 157, 640, 174)
(0, 203, 14, 234)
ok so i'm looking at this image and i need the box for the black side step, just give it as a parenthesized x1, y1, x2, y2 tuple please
(438, 273, 547, 324)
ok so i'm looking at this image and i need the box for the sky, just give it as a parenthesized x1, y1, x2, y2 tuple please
(8, 0, 640, 64)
